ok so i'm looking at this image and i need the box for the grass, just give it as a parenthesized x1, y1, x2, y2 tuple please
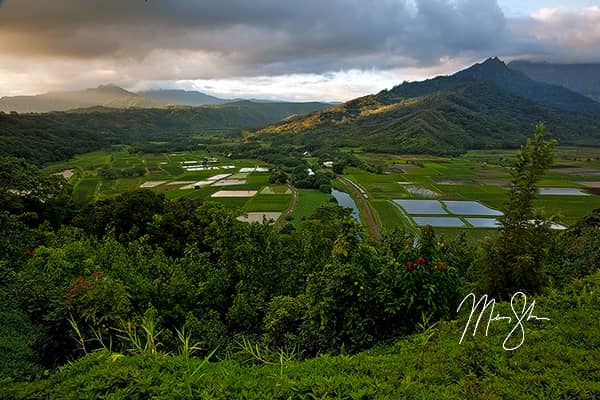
(291, 189, 334, 226)
(74, 178, 98, 204)
(370, 200, 414, 234)
(49, 148, 272, 205)
(5, 271, 599, 399)
(244, 174, 270, 189)
(435, 227, 498, 242)
(535, 195, 600, 225)
(342, 148, 600, 239)
(244, 194, 291, 212)
(209, 197, 250, 209)
(48, 147, 600, 239)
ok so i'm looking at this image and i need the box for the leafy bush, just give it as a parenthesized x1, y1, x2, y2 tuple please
(476, 124, 556, 298)
(3, 270, 599, 399)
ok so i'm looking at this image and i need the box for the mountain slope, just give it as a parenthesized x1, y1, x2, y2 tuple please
(457, 58, 600, 114)
(0, 85, 167, 113)
(258, 59, 600, 154)
(137, 89, 230, 106)
(509, 60, 600, 103)
(0, 101, 329, 164)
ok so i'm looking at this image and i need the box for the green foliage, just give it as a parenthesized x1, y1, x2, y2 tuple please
(66, 272, 132, 338)
(258, 64, 600, 155)
(546, 208, 600, 286)
(477, 124, 556, 298)
(0, 157, 73, 228)
(262, 296, 308, 350)
(1, 144, 599, 394)
(378, 226, 463, 335)
(99, 165, 145, 180)
(268, 168, 288, 184)
(0, 287, 44, 381)
(3, 270, 599, 399)
(0, 102, 328, 165)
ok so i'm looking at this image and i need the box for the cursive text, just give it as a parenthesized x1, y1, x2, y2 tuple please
(457, 292, 550, 351)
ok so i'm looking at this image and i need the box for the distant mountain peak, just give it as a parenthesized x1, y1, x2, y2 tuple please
(509, 60, 600, 102)
(0, 84, 164, 113)
(92, 84, 133, 95)
(483, 56, 503, 64)
(257, 57, 600, 156)
(456, 57, 513, 80)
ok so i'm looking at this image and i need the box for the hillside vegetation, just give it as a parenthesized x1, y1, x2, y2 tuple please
(0, 101, 328, 164)
(0, 85, 167, 113)
(1, 125, 599, 398)
(4, 269, 598, 399)
(138, 89, 231, 106)
(258, 76, 600, 155)
(510, 60, 600, 102)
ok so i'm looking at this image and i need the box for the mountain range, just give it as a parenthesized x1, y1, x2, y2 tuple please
(0, 100, 330, 164)
(0, 86, 263, 113)
(257, 58, 600, 154)
(509, 60, 600, 103)
(0, 85, 167, 113)
(137, 89, 231, 106)
(2, 57, 600, 162)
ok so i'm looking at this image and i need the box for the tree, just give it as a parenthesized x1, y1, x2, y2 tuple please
(478, 123, 555, 298)
(0, 156, 73, 227)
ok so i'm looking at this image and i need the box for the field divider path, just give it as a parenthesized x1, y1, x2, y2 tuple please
(337, 176, 382, 241)
(275, 184, 297, 231)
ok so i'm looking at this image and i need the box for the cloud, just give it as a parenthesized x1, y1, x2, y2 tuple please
(0, 1, 598, 99)
(511, 6, 600, 62)
(0, 0, 513, 75)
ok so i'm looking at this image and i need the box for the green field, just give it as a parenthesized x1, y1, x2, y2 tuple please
(46, 147, 600, 235)
(370, 199, 414, 233)
(44, 150, 302, 222)
(291, 189, 334, 226)
(46, 150, 262, 202)
(344, 147, 600, 236)
(244, 194, 291, 212)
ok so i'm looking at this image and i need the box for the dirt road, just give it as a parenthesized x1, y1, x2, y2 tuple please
(337, 176, 382, 241)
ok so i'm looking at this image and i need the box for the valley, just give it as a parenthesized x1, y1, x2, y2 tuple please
(2, 6, 600, 393)
(45, 145, 600, 242)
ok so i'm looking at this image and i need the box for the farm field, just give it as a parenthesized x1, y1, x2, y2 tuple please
(44, 149, 291, 223)
(45, 149, 341, 228)
(342, 147, 600, 239)
(46, 146, 600, 238)
(290, 189, 334, 227)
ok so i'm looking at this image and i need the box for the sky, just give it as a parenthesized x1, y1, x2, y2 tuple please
(0, 0, 599, 101)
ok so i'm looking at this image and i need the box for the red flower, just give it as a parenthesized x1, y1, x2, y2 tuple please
(405, 262, 415, 272)
(416, 257, 425, 265)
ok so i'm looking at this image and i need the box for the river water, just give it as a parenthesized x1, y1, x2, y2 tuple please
(331, 188, 362, 223)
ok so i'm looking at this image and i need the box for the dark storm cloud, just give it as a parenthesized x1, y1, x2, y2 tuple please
(0, 0, 598, 81)
(0, 0, 518, 75)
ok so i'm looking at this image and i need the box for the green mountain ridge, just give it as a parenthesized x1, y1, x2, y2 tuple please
(137, 89, 231, 106)
(257, 58, 600, 154)
(0, 85, 168, 113)
(0, 85, 333, 113)
(509, 60, 600, 103)
(455, 57, 600, 114)
(0, 101, 329, 164)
